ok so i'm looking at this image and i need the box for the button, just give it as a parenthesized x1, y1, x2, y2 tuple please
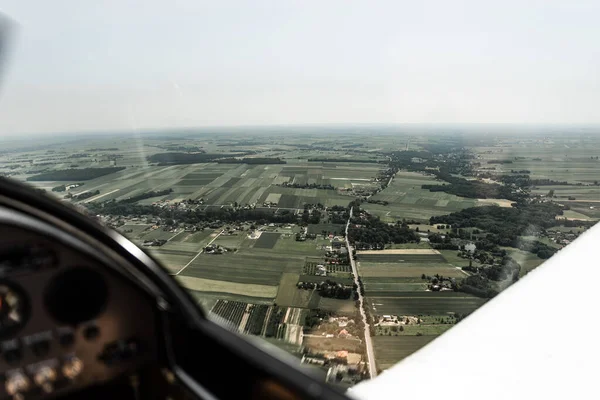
(83, 325, 99, 341)
(23, 332, 53, 357)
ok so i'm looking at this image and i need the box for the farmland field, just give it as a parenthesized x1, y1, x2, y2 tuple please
(182, 253, 303, 286)
(356, 253, 447, 263)
(176, 276, 278, 298)
(358, 263, 465, 278)
(363, 171, 477, 222)
(369, 295, 486, 315)
(374, 336, 437, 370)
(253, 232, 280, 249)
(6, 131, 600, 386)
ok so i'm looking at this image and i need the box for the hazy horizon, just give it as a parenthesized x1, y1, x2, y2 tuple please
(1, 1, 599, 135)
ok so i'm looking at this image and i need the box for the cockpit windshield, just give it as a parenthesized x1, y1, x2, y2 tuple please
(0, 1, 599, 389)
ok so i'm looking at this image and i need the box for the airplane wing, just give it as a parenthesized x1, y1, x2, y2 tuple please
(348, 221, 599, 400)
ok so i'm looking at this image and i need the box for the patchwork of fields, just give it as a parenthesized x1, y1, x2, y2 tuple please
(364, 171, 478, 222)
(359, 249, 487, 369)
(8, 134, 596, 378)
(208, 300, 306, 345)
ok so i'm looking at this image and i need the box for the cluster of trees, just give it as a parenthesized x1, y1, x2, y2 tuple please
(277, 182, 335, 190)
(70, 190, 100, 200)
(348, 214, 420, 249)
(458, 256, 521, 298)
(300, 208, 321, 224)
(318, 280, 353, 299)
(515, 239, 556, 259)
(422, 171, 525, 201)
(297, 280, 352, 299)
(27, 167, 125, 181)
(487, 160, 513, 164)
(66, 153, 90, 159)
(147, 152, 238, 165)
(365, 199, 389, 206)
(306, 158, 377, 163)
(119, 189, 173, 204)
(51, 183, 84, 192)
(458, 275, 498, 298)
(89, 201, 300, 225)
(328, 205, 350, 224)
(304, 309, 332, 328)
(158, 145, 204, 152)
(216, 157, 286, 164)
(87, 148, 119, 151)
(430, 202, 564, 247)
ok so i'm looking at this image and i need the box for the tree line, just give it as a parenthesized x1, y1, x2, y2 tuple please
(27, 167, 125, 181)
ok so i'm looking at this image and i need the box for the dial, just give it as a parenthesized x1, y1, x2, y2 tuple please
(0, 281, 29, 337)
(44, 267, 108, 325)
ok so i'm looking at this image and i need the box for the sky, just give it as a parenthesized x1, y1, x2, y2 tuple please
(0, 0, 599, 135)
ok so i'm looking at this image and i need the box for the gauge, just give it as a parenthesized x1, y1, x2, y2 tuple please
(44, 267, 108, 325)
(0, 281, 29, 337)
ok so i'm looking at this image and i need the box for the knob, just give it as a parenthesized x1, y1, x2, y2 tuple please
(62, 357, 83, 380)
(33, 366, 57, 393)
(5, 372, 30, 396)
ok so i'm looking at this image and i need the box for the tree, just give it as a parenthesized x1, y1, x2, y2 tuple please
(399, 325, 404, 332)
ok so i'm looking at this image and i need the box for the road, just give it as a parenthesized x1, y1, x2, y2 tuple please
(82, 189, 120, 203)
(174, 229, 225, 276)
(346, 207, 377, 379)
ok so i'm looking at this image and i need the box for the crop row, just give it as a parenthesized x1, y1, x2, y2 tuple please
(210, 300, 246, 329)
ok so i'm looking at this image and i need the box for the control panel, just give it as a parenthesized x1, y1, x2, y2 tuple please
(0, 225, 158, 399)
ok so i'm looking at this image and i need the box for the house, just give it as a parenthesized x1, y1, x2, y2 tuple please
(332, 239, 345, 249)
(336, 350, 349, 359)
(338, 329, 349, 338)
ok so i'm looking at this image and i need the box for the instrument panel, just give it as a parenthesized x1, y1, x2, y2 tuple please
(0, 224, 158, 399)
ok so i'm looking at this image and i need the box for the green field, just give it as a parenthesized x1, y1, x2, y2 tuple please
(363, 171, 477, 222)
(501, 247, 547, 276)
(357, 253, 447, 263)
(182, 252, 303, 286)
(254, 232, 281, 249)
(373, 336, 437, 370)
(358, 262, 466, 278)
(473, 138, 600, 184)
(369, 294, 486, 315)
(8, 131, 599, 381)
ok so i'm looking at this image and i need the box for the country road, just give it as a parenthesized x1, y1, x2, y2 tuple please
(174, 229, 225, 276)
(346, 207, 377, 379)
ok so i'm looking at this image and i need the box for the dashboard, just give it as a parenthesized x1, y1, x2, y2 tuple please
(0, 224, 157, 399)
(0, 179, 353, 400)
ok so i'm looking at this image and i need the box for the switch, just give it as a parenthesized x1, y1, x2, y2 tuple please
(33, 366, 57, 394)
(98, 338, 142, 365)
(5, 371, 30, 397)
(61, 357, 83, 380)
